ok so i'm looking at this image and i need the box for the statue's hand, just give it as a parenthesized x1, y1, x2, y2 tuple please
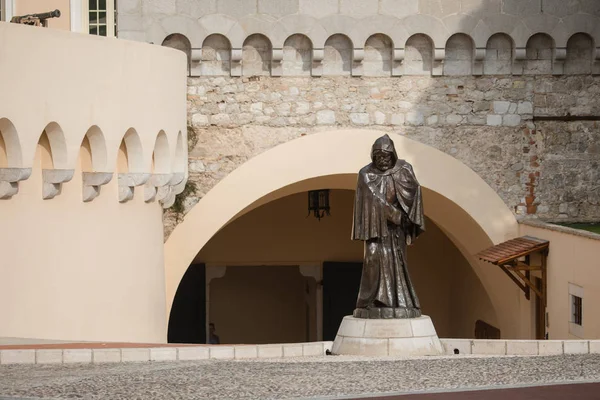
(388, 206, 403, 225)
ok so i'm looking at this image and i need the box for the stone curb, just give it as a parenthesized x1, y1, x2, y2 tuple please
(441, 339, 598, 356)
(1, 340, 598, 364)
(0, 341, 333, 365)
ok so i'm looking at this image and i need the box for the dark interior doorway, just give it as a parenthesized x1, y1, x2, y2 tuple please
(322, 262, 363, 341)
(167, 263, 206, 344)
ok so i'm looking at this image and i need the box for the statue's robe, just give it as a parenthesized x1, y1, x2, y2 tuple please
(352, 157, 425, 318)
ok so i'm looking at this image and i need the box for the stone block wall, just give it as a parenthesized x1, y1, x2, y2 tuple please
(163, 74, 600, 237)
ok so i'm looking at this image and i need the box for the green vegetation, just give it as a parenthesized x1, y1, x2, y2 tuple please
(168, 124, 199, 222)
(560, 223, 600, 234)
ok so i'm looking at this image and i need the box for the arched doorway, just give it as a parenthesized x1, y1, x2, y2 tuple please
(165, 130, 526, 342)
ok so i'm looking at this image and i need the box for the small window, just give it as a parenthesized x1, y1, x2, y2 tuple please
(87, 0, 117, 37)
(571, 295, 582, 326)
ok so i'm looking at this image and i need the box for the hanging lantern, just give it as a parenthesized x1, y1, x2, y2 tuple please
(308, 189, 330, 221)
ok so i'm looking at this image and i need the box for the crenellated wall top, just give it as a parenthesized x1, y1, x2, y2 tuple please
(119, 0, 600, 49)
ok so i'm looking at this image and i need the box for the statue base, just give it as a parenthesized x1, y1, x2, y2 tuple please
(331, 315, 443, 356)
(353, 307, 421, 319)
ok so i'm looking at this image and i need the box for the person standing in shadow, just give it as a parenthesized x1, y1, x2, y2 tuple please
(208, 322, 220, 344)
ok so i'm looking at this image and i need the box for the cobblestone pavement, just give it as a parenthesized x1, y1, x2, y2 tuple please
(1, 354, 600, 400)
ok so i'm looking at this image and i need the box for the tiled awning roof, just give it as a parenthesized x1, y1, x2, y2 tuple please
(476, 236, 549, 265)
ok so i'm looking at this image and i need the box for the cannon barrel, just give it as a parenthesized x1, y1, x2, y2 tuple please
(28, 9, 61, 19)
(12, 9, 61, 22)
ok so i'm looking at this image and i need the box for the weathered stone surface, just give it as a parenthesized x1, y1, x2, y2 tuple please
(163, 75, 600, 239)
(316, 110, 336, 125)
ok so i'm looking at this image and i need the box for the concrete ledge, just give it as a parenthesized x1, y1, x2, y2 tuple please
(121, 348, 150, 362)
(234, 345, 258, 359)
(1, 340, 596, 364)
(210, 346, 235, 360)
(150, 348, 177, 361)
(36, 349, 63, 364)
(472, 340, 506, 355)
(539, 341, 564, 355)
(64, 349, 92, 363)
(564, 340, 589, 354)
(178, 346, 209, 360)
(440, 339, 472, 355)
(1, 349, 35, 364)
(303, 342, 325, 356)
(283, 344, 303, 357)
(258, 344, 283, 359)
(507, 340, 538, 355)
(93, 349, 121, 363)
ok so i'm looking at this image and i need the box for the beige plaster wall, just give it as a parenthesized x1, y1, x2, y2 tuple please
(0, 22, 187, 342)
(198, 190, 498, 340)
(520, 222, 600, 340)
(14, 0, 70, 30)
(0, 154, 166, 342)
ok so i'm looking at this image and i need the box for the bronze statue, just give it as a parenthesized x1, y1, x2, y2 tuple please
(352, 134, 425, 319)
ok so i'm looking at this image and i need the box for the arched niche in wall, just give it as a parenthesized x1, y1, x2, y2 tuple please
(201, 34, 231, 76)
(117, 128, 147, 202)
(144, 130, 174, 204)
(323, 34, 353, 76)
(282, 34, 312, 76)
(36, 122, 72, 199)
(404, 34, 434, 76)
(152, 131, 171, 174)
(524, 33, 554, 75)
(117, 128, 144, 174)
(173, 131, 186, 173)
(444, 33, 474, 76)
(162, 33, 192, 76)
(242, 34, 272, 76)
(37, 122, 68, 170)
(79, 126, 107, 173)
(364, 34, 393, 77)
(0, 118, 28, 200)
(0, 118, 21, 168)
(484, 33, 513, 75)
(565, 33, 593, 75)
(79, 126, 111, 202)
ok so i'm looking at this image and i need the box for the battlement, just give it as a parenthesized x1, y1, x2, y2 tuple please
(119, 0, 600, 77)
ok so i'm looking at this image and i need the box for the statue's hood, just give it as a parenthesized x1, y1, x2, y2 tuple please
(370, 134, 398, 162)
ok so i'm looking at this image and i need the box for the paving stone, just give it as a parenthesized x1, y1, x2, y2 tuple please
(1, 353, 600, 399)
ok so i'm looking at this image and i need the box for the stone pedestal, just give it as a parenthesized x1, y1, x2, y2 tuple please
(332, 315, 443, 356)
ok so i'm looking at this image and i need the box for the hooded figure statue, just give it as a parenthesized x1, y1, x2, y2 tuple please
(352, 134, 425, 319)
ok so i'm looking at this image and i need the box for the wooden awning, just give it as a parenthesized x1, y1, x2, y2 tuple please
(476, 236, 549, 265)
(476, 235, 550, 340)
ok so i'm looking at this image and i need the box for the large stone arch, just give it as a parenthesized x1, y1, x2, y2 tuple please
(165, 130, 527, 338)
